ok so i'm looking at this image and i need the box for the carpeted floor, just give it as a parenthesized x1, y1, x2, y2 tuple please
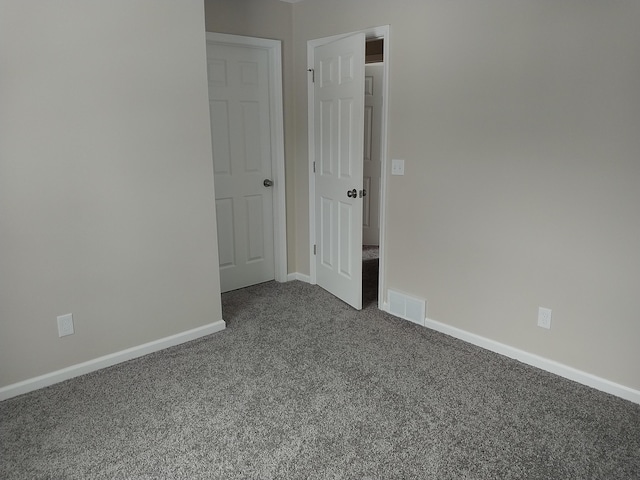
(362, 245, 379, 261)
(1, 259, 639, 479)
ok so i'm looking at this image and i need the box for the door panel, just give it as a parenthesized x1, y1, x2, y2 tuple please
(314, 33, 365, 310)
(207, 42, 275, 292)
(210, 100, 232, 175)
(215, 198, 235, 268)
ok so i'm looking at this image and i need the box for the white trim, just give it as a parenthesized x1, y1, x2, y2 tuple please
(0, 320, 226, 401)
(376, 28, 390, 310)
(307, 26, 390, 303)
(307, 40, 317, 284)
(422, 317, 640, 405)
(206, 32, 287, 284)
(287, 272, 312, 283)
(382, 301, 639, 405)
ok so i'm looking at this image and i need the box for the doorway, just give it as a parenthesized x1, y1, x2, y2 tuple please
(363, 61, 383, 249)
(206, 33, 287, 292)
(362, 42, 384, 307)
(307, 26, 390, 310)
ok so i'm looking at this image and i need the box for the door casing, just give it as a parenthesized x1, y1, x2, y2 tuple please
(206, 32, 287, 286)
(307, 25, 390, 309)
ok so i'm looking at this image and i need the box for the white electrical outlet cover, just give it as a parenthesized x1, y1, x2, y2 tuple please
(57, 313, 75, 337)
(391, 159, 405, 176)
(537, 307, 552, 329)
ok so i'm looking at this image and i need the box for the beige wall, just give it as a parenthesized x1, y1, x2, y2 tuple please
(0, 0, 223, 387)
(291, 0, 640, 391)
(204, 0, 297, 271)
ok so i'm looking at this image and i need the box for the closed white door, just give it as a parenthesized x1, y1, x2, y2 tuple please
(314, 33, 366, 310)
(207, 41, 275, 293)
(363, 63, 383, 246)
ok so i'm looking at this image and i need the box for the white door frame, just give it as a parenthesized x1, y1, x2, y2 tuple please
(308, 25, 390, 309)
(206, 32, 287, 284)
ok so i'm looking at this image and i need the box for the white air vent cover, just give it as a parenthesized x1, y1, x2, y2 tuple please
(388, 289, 426, 326)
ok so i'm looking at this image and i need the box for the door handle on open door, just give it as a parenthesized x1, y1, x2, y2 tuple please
(347, 189, 357, 198)
(263, 179, 274, 187)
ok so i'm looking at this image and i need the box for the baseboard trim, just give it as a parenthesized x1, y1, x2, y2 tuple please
(287, 272, 311, 283)
(0, 320, 226, 402)
(382, 302, 639, 405)
(422, 317, 640, 405)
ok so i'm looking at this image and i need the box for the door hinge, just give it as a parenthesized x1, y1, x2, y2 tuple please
(313, 161, 316, 173)
(308, 68, 315, 83)
(313, 244, 317, 255)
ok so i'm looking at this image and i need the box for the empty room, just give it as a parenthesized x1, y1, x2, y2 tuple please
(1, 0, 639, 478)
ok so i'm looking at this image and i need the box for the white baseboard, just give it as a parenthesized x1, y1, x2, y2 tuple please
(287, 272, 311, 283)
(0, 319, 226, 402)
(382, 303, 639, 405)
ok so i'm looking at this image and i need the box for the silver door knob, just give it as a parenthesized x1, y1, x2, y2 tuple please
(347, 189, 357, 198)
(263, 179, 274, 187)
(359, 189, 367, 198)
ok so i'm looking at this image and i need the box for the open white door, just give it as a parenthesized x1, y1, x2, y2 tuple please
(314, 33, 366, 310)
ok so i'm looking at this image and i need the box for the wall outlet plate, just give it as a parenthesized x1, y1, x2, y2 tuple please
(391, 159, 405, 175)
(538, 307, 552, 329)
(57, 313, 74, 337)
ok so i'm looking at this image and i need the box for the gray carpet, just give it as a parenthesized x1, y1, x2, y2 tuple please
(363, 245, 379, 261)
(1, 259, 639, 479)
